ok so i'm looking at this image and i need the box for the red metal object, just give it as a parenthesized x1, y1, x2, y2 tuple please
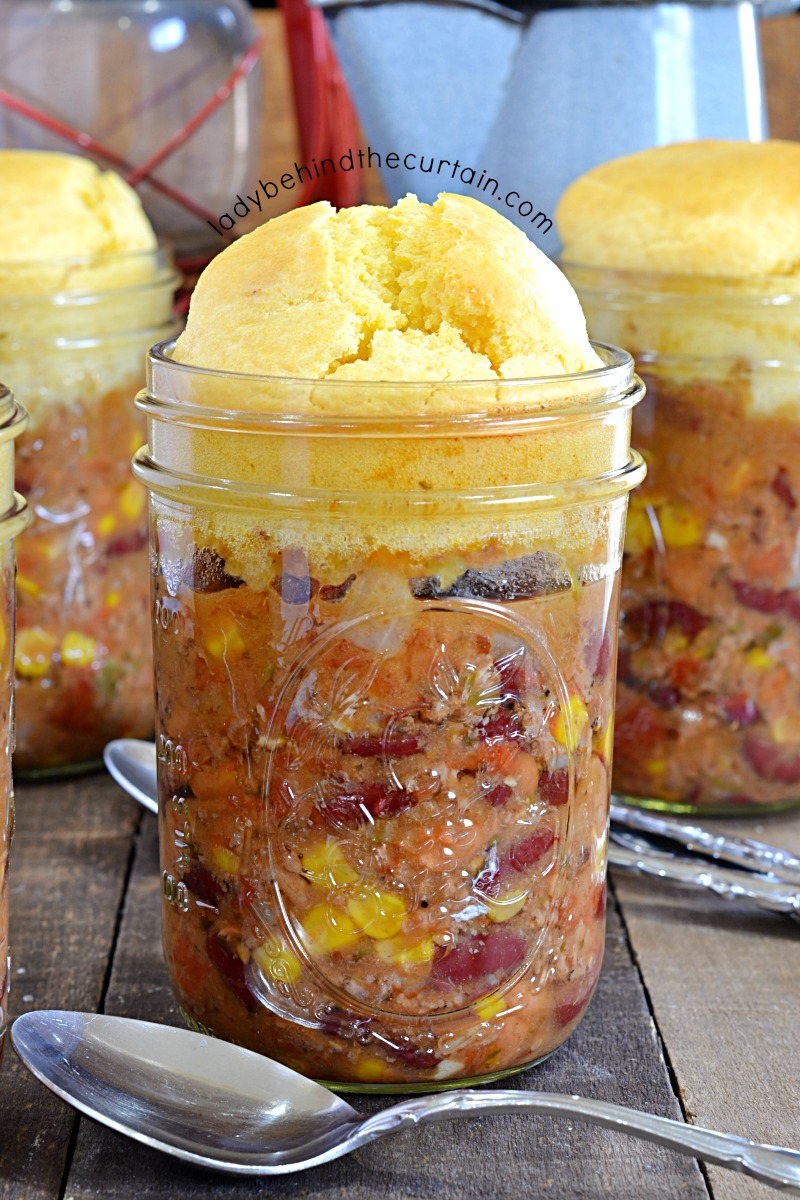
(278, 0, 363, 209)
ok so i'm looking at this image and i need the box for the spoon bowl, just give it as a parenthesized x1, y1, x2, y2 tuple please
(11, 1010, 800, 1190)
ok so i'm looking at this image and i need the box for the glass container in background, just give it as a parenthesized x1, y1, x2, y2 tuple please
(0, 0, 263, 262)
(0, 385, 29, 1064)
(567, 264, 800, 814)
(134, 341, 644, 1090)
(3, 251, 179, 774)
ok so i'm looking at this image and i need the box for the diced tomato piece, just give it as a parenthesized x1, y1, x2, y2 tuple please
(625, 601, 709, 640)
(206, 933, 255, 1009)
(744, 735, 800, 784)
(539, 768, 569, 807)
(730, 580, 783, 614)
(342, 734, 423, 758)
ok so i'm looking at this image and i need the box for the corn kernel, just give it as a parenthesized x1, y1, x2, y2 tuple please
(98, 514, 117, 537)
(346, 890, 408, 940)
(119, 480, 145, 520)
(301, 839, 359, 888)
(212, 846, 241, 875)
(16, 575, 40, 598)
(203, 617, 245, 661)
(551, 695, 589, 752)
(746, 646, 775, 671)
(593, 716, 614, 765)
(475, 993, 507, 1022)
(354, 1057, 386, 1083)
(375, 935, 436, 966)
(769, 716, 800, 745)
(647, 759, 667, 778)
(105, 591, 121, 609)
(301, 903, 360, 955)
(657, 503, 704, 548)
(725, 460, 759, 497)
(60, 631, 98, 669)
(15, 627, 56, 678)
(485, 889, 528, 924)
(624, 508, 654, 556)
(661, 629, 689, 657)
(252, 936, 302, 986)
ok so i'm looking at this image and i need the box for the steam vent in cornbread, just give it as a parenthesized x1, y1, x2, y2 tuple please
(174, 192, 603, 388)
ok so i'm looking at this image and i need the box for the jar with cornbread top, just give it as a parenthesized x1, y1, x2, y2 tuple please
(559, 139, 800, 814)
(0, 151, 179, 773)
(134, 195, 644, 1089)
(0, 384, 29, 1063)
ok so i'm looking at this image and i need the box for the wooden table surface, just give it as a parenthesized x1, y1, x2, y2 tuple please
(2, 772, 798, 1199)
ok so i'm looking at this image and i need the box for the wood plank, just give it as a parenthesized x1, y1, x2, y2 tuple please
(612, 809, 800, 1200)
(0, 776, 140, 1200)
(62, 805, 707, 1200)
(762, 16, 800, 144)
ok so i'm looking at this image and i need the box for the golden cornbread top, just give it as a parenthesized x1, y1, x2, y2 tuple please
(0, 150, 157, 296)
(557, 140, 800, 280)
(174, 193, 602, 406)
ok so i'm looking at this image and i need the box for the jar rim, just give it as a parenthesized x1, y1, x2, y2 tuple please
(561, 260, 800, 306)
(0, 245, 179, 301)
(140, 338, 641, 435)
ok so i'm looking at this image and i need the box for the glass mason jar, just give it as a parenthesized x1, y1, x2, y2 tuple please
(1, 250, 180, 774)
(566, 263, 800, 814)
(134, 341, 644, 1090)
(0, 385, 29, 1063)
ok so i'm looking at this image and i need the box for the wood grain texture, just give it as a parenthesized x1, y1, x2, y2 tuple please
(762, 15, 800, 143)
(60, 808, 707, 1200)
(0, 776, 140, 1200)
(612, 809, 800, 1200)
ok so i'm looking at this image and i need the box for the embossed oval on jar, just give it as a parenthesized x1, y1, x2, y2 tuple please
(258, 600, 581, 1021)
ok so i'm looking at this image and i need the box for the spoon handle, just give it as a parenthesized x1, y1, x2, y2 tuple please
(354, 1091, 800, 1194)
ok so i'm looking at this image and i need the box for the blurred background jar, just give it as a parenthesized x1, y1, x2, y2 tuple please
(0, 151, 179, 775)
(0, 0, 263, 264)
(559, 139, 800, 815)
(0, 385, 29, 1063)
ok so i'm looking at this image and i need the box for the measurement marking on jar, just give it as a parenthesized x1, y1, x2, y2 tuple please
(155, 598, 186, 636)
(162, 870, 189, 912)
(158, 734, 188, 776)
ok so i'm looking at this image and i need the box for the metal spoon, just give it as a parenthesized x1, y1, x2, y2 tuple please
(103, 738, 800, 917)
(11, 1010, 800, 1188)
